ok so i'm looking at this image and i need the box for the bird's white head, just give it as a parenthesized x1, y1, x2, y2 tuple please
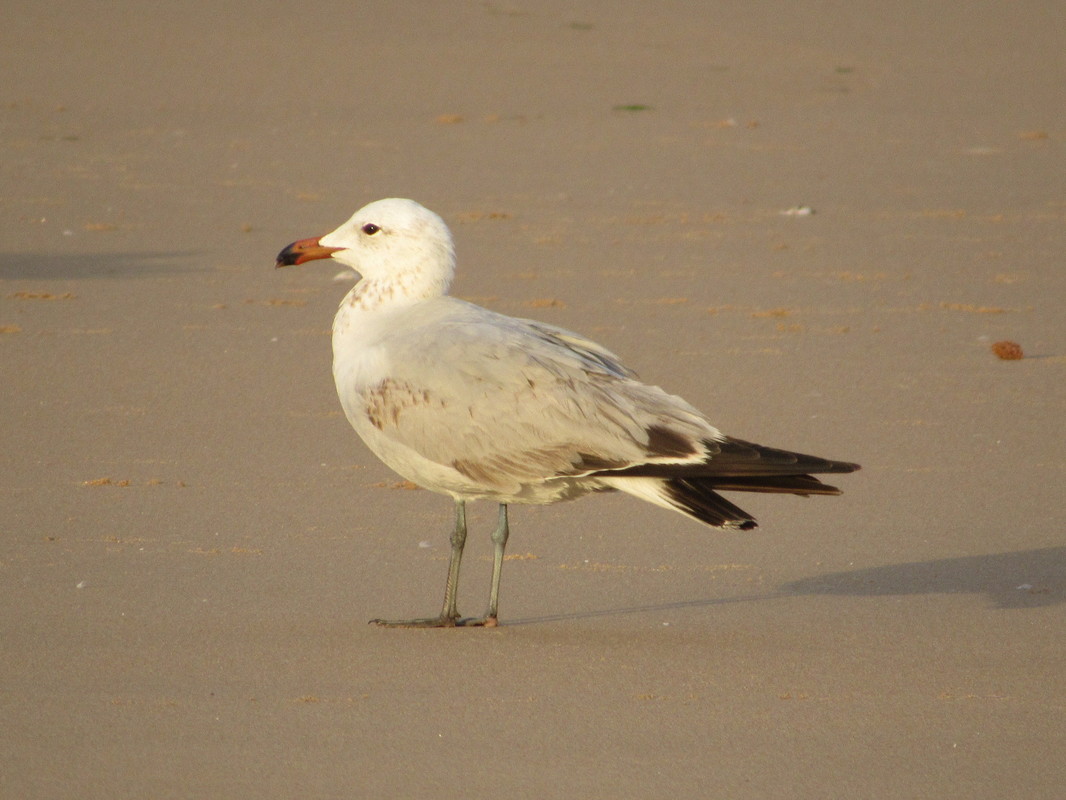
(276, 198, 456, 306)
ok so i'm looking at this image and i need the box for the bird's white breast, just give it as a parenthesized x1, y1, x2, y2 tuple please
(331, 293, 490, 498)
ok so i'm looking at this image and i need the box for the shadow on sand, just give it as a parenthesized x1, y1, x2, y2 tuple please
(0, 251, 200, 280)
(783, 546, 1064, 610)
(510, 546, 1064, 625)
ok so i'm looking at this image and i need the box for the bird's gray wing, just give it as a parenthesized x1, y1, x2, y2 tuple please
(358, 310, 719, 493)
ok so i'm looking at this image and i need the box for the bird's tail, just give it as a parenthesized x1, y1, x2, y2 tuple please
(598, 437, 860, 530)
(598, 475, 759, 529)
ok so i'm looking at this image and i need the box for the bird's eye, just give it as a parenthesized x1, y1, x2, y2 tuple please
(361, 223, 381, 235)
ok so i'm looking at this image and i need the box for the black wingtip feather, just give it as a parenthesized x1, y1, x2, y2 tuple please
(602, 437, 860, 481)
(709, 438, 860, 477)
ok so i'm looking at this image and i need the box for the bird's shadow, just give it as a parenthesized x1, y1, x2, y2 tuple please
(0, 251, 200, 280)
(510, 546, 1065, 625)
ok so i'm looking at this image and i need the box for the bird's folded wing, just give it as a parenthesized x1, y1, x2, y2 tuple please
(356, 313, 721, 491)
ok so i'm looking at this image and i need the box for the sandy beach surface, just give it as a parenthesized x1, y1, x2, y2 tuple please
(3, 2, 1064, 797)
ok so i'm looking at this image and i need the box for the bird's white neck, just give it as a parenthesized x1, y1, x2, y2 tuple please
(340, 270, 447, 313)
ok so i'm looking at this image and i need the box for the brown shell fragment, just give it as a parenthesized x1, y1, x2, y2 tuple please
(991, 340, 1024, 360)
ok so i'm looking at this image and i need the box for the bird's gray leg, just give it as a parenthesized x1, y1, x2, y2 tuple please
(369, 499, 467, 628)
(440, 498, 468, 621)
(454, 503, 510, 627)
(483, 504, 509, 625)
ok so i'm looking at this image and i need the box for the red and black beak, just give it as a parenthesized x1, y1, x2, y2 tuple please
(275, 237, 343, 268)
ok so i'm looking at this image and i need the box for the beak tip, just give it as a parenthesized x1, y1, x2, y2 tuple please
(274, 237, 342, 269)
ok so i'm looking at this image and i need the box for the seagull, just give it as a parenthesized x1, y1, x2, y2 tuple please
(276, 198, 859, 627)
